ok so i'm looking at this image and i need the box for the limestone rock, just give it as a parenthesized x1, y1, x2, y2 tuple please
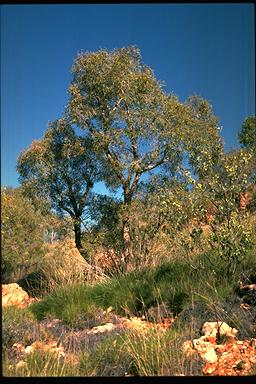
(183, 321, 256, 376)
(192, 338, 218, 363)
(87, 322, 117, 335)
(201, 321, 238, 338)
(2, 283, 29, 307)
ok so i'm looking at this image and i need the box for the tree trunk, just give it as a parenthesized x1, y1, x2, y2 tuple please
(121, 192, 133, 270)
(74, 218, 82, 250)
(122, 215, 132, 267)
(73, 218, 89, 261)
(74, 217, 88, 259)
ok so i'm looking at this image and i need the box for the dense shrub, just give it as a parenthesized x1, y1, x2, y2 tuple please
(1, 187, 73, 284)
(1, 187, 46, 282)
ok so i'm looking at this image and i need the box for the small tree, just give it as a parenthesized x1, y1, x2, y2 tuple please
(1, 187, 46, 282)
(186, 148, 255, 274)
(17, 118, 101, 258)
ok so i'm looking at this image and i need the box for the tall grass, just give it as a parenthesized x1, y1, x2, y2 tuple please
(29, 247, 255, 329)
(3, 350, 80, 377)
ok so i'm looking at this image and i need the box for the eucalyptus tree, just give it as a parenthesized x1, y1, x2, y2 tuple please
(67, 46, 223, 266)
(17, 118, 101, 256)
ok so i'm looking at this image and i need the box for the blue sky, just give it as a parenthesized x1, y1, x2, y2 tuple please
(1, 4, 255, 194)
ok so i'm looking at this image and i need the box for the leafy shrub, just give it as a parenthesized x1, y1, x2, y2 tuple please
(1, 187, 73, 284)
(208, 212, 254, 275)
(1, 187, 46, 282)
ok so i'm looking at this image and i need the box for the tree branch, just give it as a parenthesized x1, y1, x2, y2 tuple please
(107, 148, 126, 186)
(129, 172, 141, 197)
(78, 180, 93, 214)
(141, 147, 168, 173)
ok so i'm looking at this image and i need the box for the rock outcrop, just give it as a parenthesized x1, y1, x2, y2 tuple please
(183, 321, 256, 376)
(2, 284, 29, 307)
(201, 321, 238, 339)
(2, 283, 40, 308)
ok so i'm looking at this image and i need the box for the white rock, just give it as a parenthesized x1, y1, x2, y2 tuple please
(201, 322, 238, 338)
(192, 338, 218, 363)
(24, 345, 33, 354)
(200, 346, 218, 363)
(87, 322, 116, 334)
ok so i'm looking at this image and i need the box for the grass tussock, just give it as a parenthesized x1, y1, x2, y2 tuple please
(29, 247, 256, 329)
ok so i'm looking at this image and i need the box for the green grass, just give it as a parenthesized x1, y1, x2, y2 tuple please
(3, 350, 80, 377)
(79, 324, 204, 376)
(2, 306, 39, 350)
(29, 260, 189, 326)
(79, 334, 133, 376)
(2, 326, 203, 377)
(29, 247, 255, 329)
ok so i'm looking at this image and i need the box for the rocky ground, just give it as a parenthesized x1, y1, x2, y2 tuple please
(2, 282, 256, 376)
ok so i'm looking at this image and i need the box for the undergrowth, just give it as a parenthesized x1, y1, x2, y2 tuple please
(3, 246, 256, 377)
(29, 248, 256, 329)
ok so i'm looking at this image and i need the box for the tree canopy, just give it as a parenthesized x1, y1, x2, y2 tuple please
(17, 118, 101, 254)
(66, 46, 223, 265)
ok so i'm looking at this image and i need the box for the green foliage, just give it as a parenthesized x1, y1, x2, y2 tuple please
(85, 194, 123, 255)
(184, 95, 223, 179)
(68, 46, 185, 185)
(184, 148, 255, 274)
(1, 187, 46, 282)
(67, 46, 223, 262)
(238, 116, 256, 152)
(208, 211, 254, 275)
(1, 187, 73, 283)
(17, 118, 101, 252)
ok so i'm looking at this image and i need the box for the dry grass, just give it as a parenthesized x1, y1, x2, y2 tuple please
(39, 238, 109, 292)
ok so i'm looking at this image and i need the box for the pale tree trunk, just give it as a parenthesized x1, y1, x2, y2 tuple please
(121, 192, 133, 271)
(122, 215, 133, 268)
